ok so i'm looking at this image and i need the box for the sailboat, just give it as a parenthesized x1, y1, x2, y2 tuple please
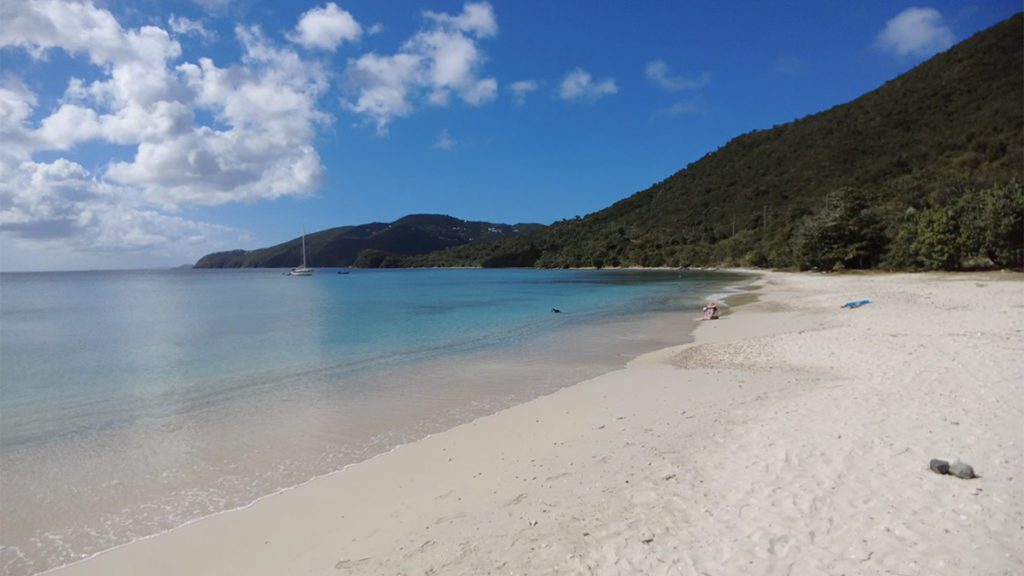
(289, 232, 313, 276)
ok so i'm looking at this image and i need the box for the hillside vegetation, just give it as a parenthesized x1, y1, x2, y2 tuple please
(194, 215, 544, 268)
(379, 14, 1023, 271)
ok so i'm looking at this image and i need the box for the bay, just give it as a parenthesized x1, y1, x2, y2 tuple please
(0, 268, 745, 575)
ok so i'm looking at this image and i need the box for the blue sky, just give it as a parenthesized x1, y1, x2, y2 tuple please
(0, 1, 1019, 271)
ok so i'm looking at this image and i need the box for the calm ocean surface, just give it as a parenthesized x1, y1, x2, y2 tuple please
(0, 268, 746, 575)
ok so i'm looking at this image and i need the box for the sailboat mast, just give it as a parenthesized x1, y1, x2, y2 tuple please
(301, 233, 307, 268)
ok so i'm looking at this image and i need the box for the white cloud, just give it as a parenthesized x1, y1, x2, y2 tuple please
(290, 3, 362, 51)
(0, 156, 235, 253)
(129, 25, 329, 207)
(876, 7, 955, 58)
(343, 2, 498, 133)
(0, 0, 332, 260)
(644, 60, 710, 92)
(644, 60, 710, 119)
(434, 128, 456, 150)
(424, 2, 497, 38)
(0, 0, 181, 70)
(344, 52, 420, 130)
(367, 23, 384, 36)
(0, 76, 41, 154)
(168, 15, 215, 41)
(35, 103, 103, 149)
(508, 79, 537, 105)
(558, 68, 617, 102)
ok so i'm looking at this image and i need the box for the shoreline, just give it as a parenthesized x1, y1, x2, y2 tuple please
(53, 270, 1023, 575)
(37, 310, 725, 576)
(11, 271, 751, 576)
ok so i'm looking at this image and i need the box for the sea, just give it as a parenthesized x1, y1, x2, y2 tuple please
(0, 267, 748, 575)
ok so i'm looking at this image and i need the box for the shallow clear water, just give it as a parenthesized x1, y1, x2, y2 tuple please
(0, 268, 745, 575)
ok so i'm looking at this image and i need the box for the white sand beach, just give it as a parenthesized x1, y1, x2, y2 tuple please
(54, 271, 1024, 576)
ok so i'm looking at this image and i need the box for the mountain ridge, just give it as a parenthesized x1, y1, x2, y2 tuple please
(194, 214, 545, 268)
(196, 13, 1023, 272)
(380, 13, 1023, 270)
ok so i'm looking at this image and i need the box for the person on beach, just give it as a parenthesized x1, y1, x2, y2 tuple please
(703, 301, 720, 320)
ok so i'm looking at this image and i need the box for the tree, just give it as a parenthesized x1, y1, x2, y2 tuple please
(794, 188, 886, 270)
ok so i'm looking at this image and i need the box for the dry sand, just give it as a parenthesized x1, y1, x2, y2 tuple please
(54, 271, 1023, 575)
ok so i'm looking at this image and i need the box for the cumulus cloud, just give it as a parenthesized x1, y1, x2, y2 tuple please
(0, 76, 41, 153)
(0, 0, 181, 68)
(644, 60, 710, 92)
(343, 2, 498, 133)
(423, 2, 497, 38)
(126, 25, 328, 207)
(0, 0, 331, 259)
(558, 68, 617, 102)
(290, 3, 362, 51)
(876, 7, 955, 58)
(0, 154, 236, 256)
(508, 79, 537, 105)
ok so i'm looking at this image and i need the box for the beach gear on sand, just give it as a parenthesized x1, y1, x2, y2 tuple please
(841, 299, 871, 309)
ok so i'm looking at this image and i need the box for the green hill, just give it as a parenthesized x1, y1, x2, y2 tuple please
(194, 214, 545, 268)
(387, 13, 1023, 271)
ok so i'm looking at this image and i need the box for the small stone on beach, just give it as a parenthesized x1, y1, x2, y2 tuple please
(930, 458, 977, 479)
(949, 462, 976, 479)
(930, 459, 950, 475)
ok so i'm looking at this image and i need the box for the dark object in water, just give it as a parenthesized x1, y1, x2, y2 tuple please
(929, 459, 950, 474)
(337, 271, 350, 275)
(841, 299, 871, 309)
(551, 308, 561, 314)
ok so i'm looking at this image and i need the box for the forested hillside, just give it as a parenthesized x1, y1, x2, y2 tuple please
(379, 13, 1023, 271)
(194, 215, 544, 268)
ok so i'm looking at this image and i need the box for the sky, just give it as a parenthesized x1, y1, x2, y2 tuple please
(0, 1, 1020, 271)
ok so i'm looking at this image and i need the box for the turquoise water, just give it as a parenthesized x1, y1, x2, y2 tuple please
(0, 268, 745, 575)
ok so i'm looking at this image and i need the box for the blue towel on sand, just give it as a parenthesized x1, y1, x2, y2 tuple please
(842, 299, 871, 309)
